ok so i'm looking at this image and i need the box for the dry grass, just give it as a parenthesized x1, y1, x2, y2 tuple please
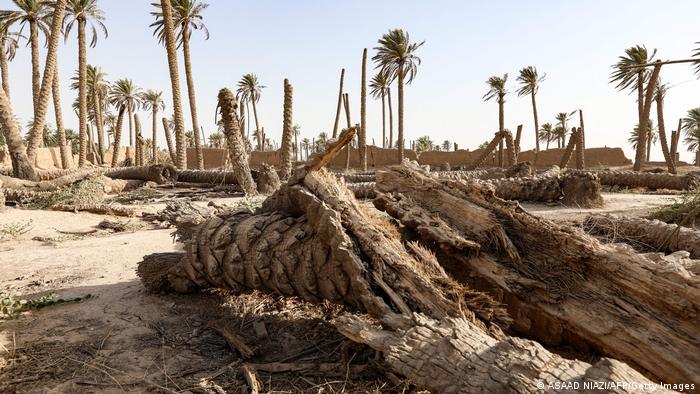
(649, 191, 700, 226)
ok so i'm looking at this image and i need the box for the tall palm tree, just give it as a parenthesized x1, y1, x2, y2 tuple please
(71, 64, 107, 159)
(483, 74, 507, 164)
(516, 66, 544, 153)
(372, 28, 424, 162)
(63, 0, 106, 166)
(538, 123, 554, 150)
(154, 0, 187, 168)
(25, 0, 66, 162)
(0, 73, 35, 179)
(654, 82, 675, 173)
(369, 72, 391, 148)
(150, 0, 208, 169)
(555, 112, 573, 147)
(140, 89, 165, 163)
(236, 73, 265, 150)
(682, 107, 700, 163)
(610, 45, 660, 169)
(0, 0, 50, 116)
(108, 79, 141, 148)
(52, 57, 70, 168)
(0, 26, 23, 99)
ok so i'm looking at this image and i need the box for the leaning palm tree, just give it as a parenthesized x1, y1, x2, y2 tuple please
(682, 107, 700, 164)
(108, 78, 141, 148)
(516, 66, 544, 152)
(0, 0, 49, 115)
(140, 89, 165, 163)
(0, 25, 23, 99)
(154, 0, 187, 168)
(538, 123, 554, 150)
(610, 45, 659, 170)
(150, 0, 208, 169)
(64, 0, 107, 166)
(483, 74, 507, 164)
(372, 29, 424, 162)
(654, 82, 675, 173)
(236, 73, 265, 150)
(0, 72, 34, 179)
(369, 72, 392, 148)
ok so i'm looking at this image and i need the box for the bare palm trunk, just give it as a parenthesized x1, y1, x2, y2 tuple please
(26, 0, 66, 163)
(127, 104, 133, 147)
(30, 20, 40, 117)
(359, 48, 367, 171)
(0, 84, 36, 180)
(380, 90, 386, 148)
(332, 68, 345, 138)
(531, 90, 539, 152)
(111, 106, 126, 167)
(160, 0, 187, 169)
(217, 88, 256, 194)
(397, 65, 405, 162)
(93, 89, 105, 163)
(77, 19, 88, 167)
(0, 35, 10, 100)
(387, 87, 394, 148)
(497, 93, 504, 167)
(181, 27, 203, 169)
(646, 133, 652, 164)
(135, 113, 145, 165)
(52, 61, 71, 169)
(280, 78, 294, 179)
(633, 62, 662, 171)
(343, 93, 352, 170)
(162, 116, 176, 164)
(670, 119, 681, 168)
(251, 99, 261, 151)
(151, 108, 158, 163)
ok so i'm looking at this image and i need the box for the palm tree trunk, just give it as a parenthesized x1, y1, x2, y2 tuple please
(646, 133, 652, 165)
(0, 35, 11, 100)
(0, 83, 36, 180)
(387, 87, 394, 148)
(343, 93, 351, 170)
(670, 119, 681, 168)
(251, 99, 261, 151)
(135, 113, 145, 165)
(160, 0, 187, 169)
(546, 132, 550, 150)
(127, 104, 133, 147)
(397, 65, 405, 162)
(92, 91, 105, 163)
(162, 116, 176, 164)
(332, 68, 345, 138)
(77, 19, 88, 167)
(359, 48, 367, 171)
(380, 91, 386, 148)
(634, 63, 662, 171)
(30, 20, 40, 117)
(26, 0, 66, 163)
(497, 94, 504, 167)
(238, 98, 247, 151)
(52, 60, 71, 169)
(531, 91, 539, 152)
(280, 78, 294, 179)
(217, 88, 256, 194)
(111, 106, 126, 167)
(151, 108, 158, 163)
(634, 72, 646, 168)
(181, 27, 204, 169)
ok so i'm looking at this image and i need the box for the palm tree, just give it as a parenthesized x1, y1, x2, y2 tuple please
(52, 57, 70, 168)
(0, 77, 35, 179)
(0, 0, 50, 115)
(553, 125, 568, 148)
(628, 120, 658, 159)
(108, 79, 141, 148)
(555, 112, 573, 147)
(150, 0, 208, 169)
(64, 0, 106, 166)
(154, 0, 187, 168)
(442, 140, 451, 151)
(414, 135, 432, 153)
(372, 29, 424, 162)
(236, 73, 265, 150)
(71, 64, 107, 159)
(0, 26, 23, 99)
(292, 123, 300, 161)
(538, 123, 554, 150)
(301, 137, 310, 159)
(682, 108, 700, 164)
(654, 82, 675, 173)
(516, 66, 544, 153)
(140, 89, 165, 163)
(369, 72, 391, 148)
(208, 131, 223, 148)
(610, 45, 660, 169)
(483, 74, 507, 164)
(316, 131, 328, 152)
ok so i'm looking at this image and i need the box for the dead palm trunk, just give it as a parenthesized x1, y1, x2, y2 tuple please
(387, 87, 394, 148)
(52, 61, 71, 169)
(359, 48, 367, 171)
(397, 65, 405, 162)
(514, 124, 522, 155)
(181, 26, 203, 169)
(93, 89, 105, 163)
(560, 128, 577, 168)
(671, 119, 681, 167)
(0, 85, 36, 180)
(0, 33, 10, 100)
(530, 90, 539, 152)
(380, 88, 386, 148)
(497, 92, 504, 167)
(160, 0, 187, 169)
(162, 116, 176, 164)
(280, 78, 294, 179)
(111, 105, 126, 167)
(26, 0, 66, 164)
(343, 93, 352, 170)
(134, 113, 144, 165)
(251, 99, 261, 151)
(466, 132, 504, 170)
(633, 63, 662, 171)
(575, 127, 585, 169)
(217, 88, 256, 195)
(332, 68, 344, 138)
(503, 129, 516, 166)
(127, 103, 133, 147)
(151, 107, 158, 163)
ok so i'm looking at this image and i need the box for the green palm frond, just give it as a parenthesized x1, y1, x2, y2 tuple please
(140, 89, 165, 112)
(628, 120, 658, 149)
(64, 0, 108, 48)
(682, 107, 700, 152)
(538, 123, 554, 143)
(108, 78, 142, 111)
(516, 66, 544, 96)
(372, 29, 424, 84)
(369, 72, 390, 100)
(482, 74, 507, 102)
(0, 27, 25, 60)
(150, 0, 209, 46)
(236, 73, 265, 104)
(0, 0, 51, 43)
(610, 45, 656, 93)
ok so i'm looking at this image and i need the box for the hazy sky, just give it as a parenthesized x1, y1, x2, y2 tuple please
(6, 0, 700, 162)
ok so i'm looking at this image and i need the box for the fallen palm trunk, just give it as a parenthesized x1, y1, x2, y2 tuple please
(335, 313, 672, 394)
(339, 172, 376, 183)
(571, 169, 699, 190)
(347, 182, 376, 199)
(436, 162, 534, 181)
(104, 164, 177, 185)
(374, 162, 700, 384)
(176, 169, 240, 185)
(51, 203, 137, 217)
(583, 214, 700, 260)
(486, 172, 603, 207)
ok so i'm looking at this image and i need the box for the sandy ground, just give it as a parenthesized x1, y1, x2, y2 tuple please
(0, 190, 682, 393)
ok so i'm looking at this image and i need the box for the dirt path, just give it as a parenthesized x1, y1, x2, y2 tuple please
(0, 191, 681, 392)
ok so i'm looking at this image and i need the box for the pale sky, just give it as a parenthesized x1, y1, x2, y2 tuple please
(5, 0, 700, 162)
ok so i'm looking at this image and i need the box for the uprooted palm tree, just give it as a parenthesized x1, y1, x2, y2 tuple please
(516, 66, 544, 153)
(236, 73, 265, 151)
(0, 0, 50, 115)
(369, 72, 392, 149)
(538, 123, 554, 150)
(140, 89, 165, 163)
(108, 78, 141, 148)
(682, 107, 700, 165)
(483, 74, 507, 164)
(372, 28, 424, 162)
(150, 0, 208, 169)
